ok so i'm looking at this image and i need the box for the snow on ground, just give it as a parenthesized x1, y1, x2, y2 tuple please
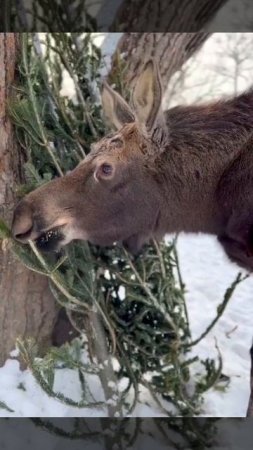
(175, 233, 253, 417)
(0, 233, 253, 418)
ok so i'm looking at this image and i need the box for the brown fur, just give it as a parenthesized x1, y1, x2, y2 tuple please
(11, 61, 253, 270)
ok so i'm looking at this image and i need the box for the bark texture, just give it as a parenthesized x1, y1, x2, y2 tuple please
(0, 33, 58, 365)
(109, 32, 210, 91)
(110, 0, 228, 32)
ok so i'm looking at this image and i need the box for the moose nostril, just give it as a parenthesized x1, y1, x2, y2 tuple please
(12, 202, 34, 242)
(14, 225, 33, 241)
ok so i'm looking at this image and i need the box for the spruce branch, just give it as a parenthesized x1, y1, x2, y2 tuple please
(186, 272, 248, 349)
(22, 34, 64, 176)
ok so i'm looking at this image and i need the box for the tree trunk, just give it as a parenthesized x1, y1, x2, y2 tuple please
(110, 0, 228, 32)
(108, 0, 229, 90)
(109, 33, 210, 91)
(0, 33, 58, 366)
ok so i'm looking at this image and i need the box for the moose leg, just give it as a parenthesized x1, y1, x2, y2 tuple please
(218, 235, 253, 271)
(218, 211, 253, 272)
(216, 144, 253, 271)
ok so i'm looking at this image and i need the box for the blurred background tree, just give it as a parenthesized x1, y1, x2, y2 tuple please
(0, 0, 229, 32)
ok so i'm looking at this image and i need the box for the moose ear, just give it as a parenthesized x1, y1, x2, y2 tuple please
(101, 81, 135, 130)
(131, 60, 163, 133)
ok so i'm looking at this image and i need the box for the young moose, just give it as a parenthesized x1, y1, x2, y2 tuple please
(11, 61, 253, 271)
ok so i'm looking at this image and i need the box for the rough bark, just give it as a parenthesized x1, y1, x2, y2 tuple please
(0, 33, 58, 366)
(109, 32, 210, 91)
(110, 0, 228, 32)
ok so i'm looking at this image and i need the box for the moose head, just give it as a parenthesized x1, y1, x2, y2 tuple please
(12, 61, 169, 254)
(12, 59, 253, 271)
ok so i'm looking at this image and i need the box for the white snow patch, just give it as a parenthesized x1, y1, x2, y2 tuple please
(9, 348, 20, 358)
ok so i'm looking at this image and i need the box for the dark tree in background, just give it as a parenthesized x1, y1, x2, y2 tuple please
(0, 0, 229, 32)
(108, 33, 210, 91)
(109, 0, 228, 31)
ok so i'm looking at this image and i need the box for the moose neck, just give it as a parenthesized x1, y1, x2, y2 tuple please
(155, 91, 253, 236)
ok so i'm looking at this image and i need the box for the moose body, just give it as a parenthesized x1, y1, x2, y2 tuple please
(11, 61, 253, 271)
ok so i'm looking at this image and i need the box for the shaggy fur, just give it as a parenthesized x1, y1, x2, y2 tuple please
(11, 62, 253, 270)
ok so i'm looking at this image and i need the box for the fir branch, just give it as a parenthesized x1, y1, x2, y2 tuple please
(0, 400, 14, 413)
(22, 34, 64, 176)
(185, 272, 248, 349)
(16, 338, 104, 410)
(28, 241, 91, 310)
(122, 247, 180, 337)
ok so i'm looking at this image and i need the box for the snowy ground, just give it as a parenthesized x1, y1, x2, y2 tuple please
(0, 233, 253, 418)
(176, 233, 253, 417)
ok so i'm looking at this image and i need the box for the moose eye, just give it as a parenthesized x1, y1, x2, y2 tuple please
(101, 163, 113, 176)
(94, 162, 114, 181)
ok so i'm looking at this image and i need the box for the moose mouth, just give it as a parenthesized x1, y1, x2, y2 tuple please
(35, 226, 65, 252)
